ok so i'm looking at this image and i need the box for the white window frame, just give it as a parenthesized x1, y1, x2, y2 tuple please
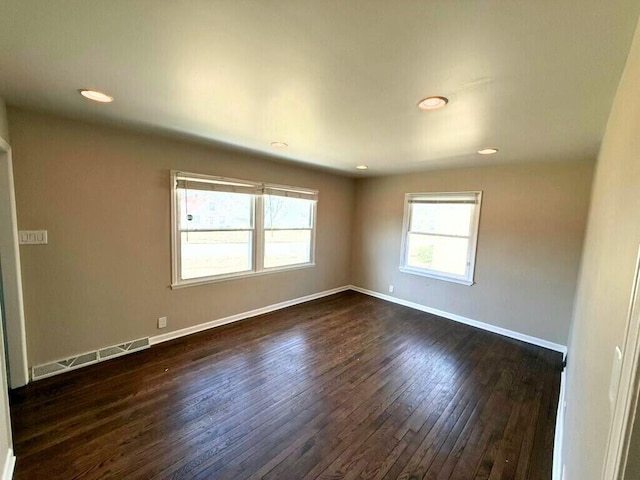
(171, 171, 317, 288)
(399, 191, 482, 286)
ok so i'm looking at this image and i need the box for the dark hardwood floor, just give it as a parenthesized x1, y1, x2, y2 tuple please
(10, 291, 562, 479)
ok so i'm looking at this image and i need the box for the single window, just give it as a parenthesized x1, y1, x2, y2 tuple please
(400, 191, 482, 285)
(171, 172, 317, 287)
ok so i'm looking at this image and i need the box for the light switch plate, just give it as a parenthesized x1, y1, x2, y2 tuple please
(18, 230, 48, 245)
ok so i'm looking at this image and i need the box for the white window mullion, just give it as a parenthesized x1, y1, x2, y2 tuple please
(255, 194, 264, 273)
(466, 191, 483, 279)
(401, 194, 413, 270)
(171, 173, 182, 285)
(310, 200, 317, 264)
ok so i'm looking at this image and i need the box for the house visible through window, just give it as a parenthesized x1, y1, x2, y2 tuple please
(400, 191, 482, 285)
(172, 172, 317, 287)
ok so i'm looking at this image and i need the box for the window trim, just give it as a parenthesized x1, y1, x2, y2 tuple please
(399, 191, 482, 286)
(170, 171, 317, 288)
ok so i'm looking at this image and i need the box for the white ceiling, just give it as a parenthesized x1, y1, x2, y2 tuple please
(0, 1, 639, 175)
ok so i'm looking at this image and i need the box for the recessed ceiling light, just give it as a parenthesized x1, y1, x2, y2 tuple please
(271, 141, 288, 149)
(417, 96, 448, 111)
(78, 89, 113, 103)
(356, 165, 368, 170)
(477, 148, 499, 155)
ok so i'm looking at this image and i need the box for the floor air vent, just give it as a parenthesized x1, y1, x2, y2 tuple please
(32, 352, 99, 380)
(31, 337, 150, 381)
(98, 338, 150, 360)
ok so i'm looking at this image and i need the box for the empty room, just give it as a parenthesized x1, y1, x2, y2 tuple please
(1, 1, 640, 479)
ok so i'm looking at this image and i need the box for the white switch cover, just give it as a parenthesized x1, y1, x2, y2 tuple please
(18, 230, 48, 245)
(609, 346, 623, 407)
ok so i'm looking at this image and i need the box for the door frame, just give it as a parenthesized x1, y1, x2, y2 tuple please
(0, 137, 28, 388)
(602, 244, 640, 478)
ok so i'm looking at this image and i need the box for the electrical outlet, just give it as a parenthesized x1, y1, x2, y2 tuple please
(388, 285, 394, 293)
(158, 316, 167, 329)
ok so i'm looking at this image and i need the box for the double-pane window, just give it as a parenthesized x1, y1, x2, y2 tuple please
(172, 172, 317, 287)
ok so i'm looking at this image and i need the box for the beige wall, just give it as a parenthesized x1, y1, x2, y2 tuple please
(8, 108, 355, 366)
(563, 16, 640, 479)
(351, 161, 593, 346)
(0, 100, 8, 143)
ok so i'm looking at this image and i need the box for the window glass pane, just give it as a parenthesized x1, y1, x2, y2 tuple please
(264, 230, 311, 269)
(181, 231, 251, 279)
(410, 203, 474, 237)
(264, 195, 312, 229)
(406, 233, 469, 276)
(179, 190, 253, 230)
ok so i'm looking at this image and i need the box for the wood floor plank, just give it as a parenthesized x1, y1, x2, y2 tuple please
(444, 344, 536, 479)
(10, 291, 563, 480)
(166, 305, 448, 479)
(192, 310, 461, 479)
(315, 329, 491, 480)
(380, 336, 510, 480)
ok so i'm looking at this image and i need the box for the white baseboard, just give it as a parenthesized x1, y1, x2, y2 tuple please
(150, 286, 351, 346)
(2, 448, 15, 480)
(553, 369, 567, 480)
(29, 286, 350, 380)
(29, 284, 566, 385)
(153, 284, 566, 354)
(348, 285, 567, 354)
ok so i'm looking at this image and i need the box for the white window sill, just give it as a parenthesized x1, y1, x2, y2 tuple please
(171, 262, 316, 289)
(399, 266, 474, 286)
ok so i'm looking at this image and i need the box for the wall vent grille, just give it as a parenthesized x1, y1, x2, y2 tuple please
(31, 337, 150, 381)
